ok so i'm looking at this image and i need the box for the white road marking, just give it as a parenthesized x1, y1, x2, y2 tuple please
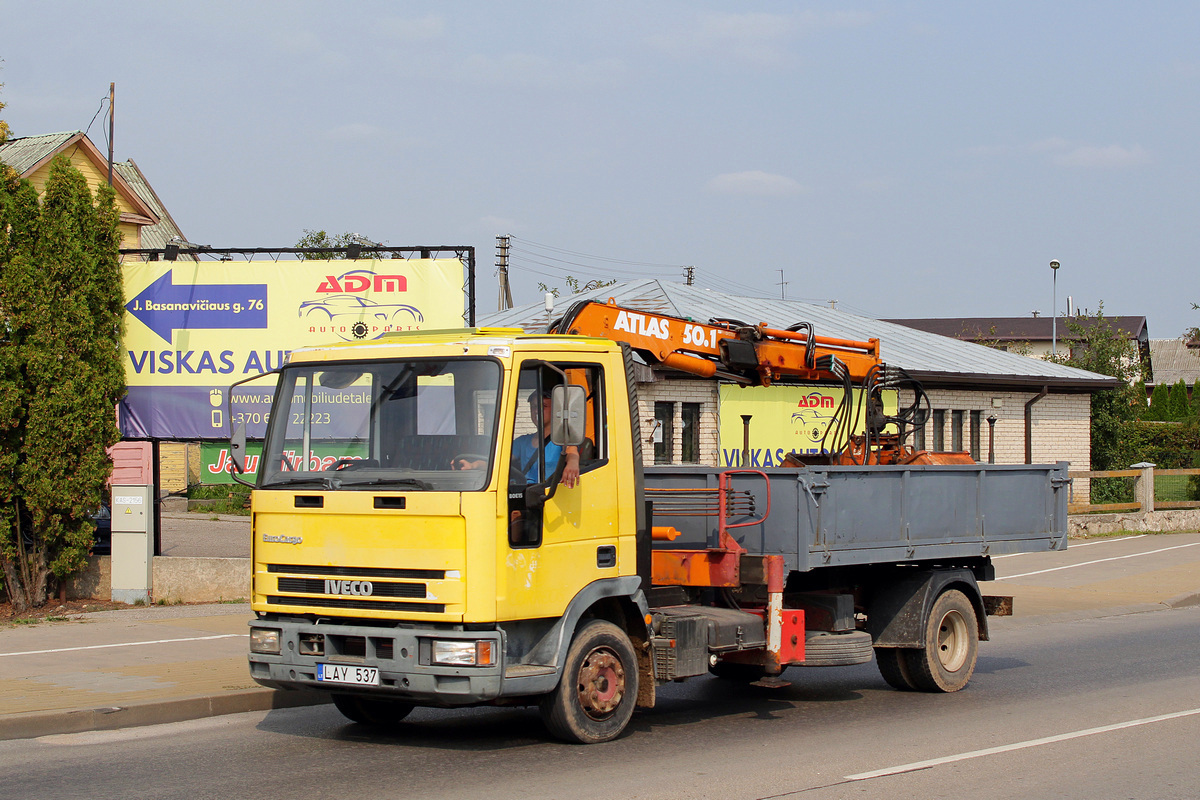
(992, 534, 1146, 558)
(997, 541, 1200, 580)
(0, 634, 241, 658)
(845, 707, 1200, 781)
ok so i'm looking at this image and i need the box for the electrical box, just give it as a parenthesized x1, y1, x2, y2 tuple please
(111, 485, 153, 604)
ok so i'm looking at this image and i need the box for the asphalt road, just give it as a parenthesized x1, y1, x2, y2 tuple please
(2, 601, 1196, 800)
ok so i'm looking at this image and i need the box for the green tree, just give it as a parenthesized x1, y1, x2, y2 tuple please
(1048, 305, 1146, 472)
(295, 230, 382, 260)
(1147, 383, 1169, 421)
(0, 78, 11, 147)
(0, 155, 125, 610)
(1184, 302, 1199, 342)
(1168, 380, 1190, 421)
(1192, 380, 1200, 420)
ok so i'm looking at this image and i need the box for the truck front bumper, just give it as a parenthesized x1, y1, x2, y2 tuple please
(248, 617, 505, 706)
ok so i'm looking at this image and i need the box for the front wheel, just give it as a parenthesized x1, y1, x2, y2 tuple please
(331, 693, 415, 728)
(540, 620, 638, 744)
(904, 589, 979, 692)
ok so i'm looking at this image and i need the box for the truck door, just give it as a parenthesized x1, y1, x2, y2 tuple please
(500, 361, 618, 620)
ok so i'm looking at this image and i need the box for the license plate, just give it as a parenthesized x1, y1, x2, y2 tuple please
(317, 664, 380, 686)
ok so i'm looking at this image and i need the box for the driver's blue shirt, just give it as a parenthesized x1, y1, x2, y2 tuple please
(511, 433, 562, 484)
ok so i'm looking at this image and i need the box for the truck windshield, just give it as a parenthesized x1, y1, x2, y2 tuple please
(258, 358, 501, 491)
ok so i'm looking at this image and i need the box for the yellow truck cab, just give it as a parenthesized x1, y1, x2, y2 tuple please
(246, 328, 652, 743)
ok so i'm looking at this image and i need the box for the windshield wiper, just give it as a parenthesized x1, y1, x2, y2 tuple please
(338, 477, 432, 491)
(263, 475, 341, 490)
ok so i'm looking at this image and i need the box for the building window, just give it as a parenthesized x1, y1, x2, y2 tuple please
(932, 409, 945, 452)
(913, 420, 925, 451)
(951, 410, 964, 452)
(680, 403, 701, 463)
(653, 402, 674, 464)
(969, 410, 982, 461)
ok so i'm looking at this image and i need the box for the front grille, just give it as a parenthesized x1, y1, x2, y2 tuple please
(268, 564, 445, 580)
(276, 577, 426, 598)
(266, 596, 445, 613)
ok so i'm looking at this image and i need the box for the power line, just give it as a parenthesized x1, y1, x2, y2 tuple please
(508, 245, 678, 278)
(509, 236, 689, 269)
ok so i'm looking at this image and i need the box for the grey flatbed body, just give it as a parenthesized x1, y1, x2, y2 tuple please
(644, 462, 1071, 573)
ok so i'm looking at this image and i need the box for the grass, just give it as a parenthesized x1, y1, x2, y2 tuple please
(187, 484, 252, 516)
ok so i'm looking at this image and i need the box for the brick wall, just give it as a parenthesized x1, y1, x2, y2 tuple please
(634, 377, 721, 465)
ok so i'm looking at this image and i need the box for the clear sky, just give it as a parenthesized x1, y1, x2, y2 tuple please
(2, 2, 1197, 337)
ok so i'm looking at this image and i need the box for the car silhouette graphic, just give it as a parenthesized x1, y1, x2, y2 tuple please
(299, 295, 424, 341)
(792, 408, 836, 444)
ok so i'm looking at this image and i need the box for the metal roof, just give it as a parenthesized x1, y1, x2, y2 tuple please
(1148, 339, 1200, 387)
(0, 131, 78, 173)
(480, 279, 1120, 392)
(112, 159, 190, 253)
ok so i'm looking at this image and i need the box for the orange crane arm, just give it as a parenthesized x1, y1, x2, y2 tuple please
(550, 299, 883, 386)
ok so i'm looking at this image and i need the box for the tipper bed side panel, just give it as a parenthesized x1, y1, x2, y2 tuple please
(644, 463, 1068, 573)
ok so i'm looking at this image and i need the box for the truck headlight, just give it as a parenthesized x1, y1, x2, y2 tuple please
(431, 639, 494, 667)
(250, 628, 281, 655)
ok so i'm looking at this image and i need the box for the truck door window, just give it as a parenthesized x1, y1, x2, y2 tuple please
(508, 362, 606, 548)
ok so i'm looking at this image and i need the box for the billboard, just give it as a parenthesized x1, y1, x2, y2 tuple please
(717, 385, 898, 467)
(119, 258, 464, 439)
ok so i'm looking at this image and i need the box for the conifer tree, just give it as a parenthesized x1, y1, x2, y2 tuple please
(1168, 380, 1189, 421)
(0, 155, 125, 610)
(1147, 383, 1169, 421)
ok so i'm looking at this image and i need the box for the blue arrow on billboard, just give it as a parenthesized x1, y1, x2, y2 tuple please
(126, 270, 269, 343)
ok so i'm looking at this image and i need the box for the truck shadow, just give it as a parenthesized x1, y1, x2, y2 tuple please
(256, 666, 884, 751)
(972, 655, 1031, 675)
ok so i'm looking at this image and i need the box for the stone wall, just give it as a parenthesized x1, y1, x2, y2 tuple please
(66, 556, 250, 604)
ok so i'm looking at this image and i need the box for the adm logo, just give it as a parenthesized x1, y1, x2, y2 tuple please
(299, 268, 424, 342)
(315, 269, 407, 294)
(325, 579, 374, 597)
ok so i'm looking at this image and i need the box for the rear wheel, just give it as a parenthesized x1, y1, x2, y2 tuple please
(540, 620, 638, 744)
(875, 647, 919, 690)
(331, 694, 415, 728)
(905, 589, 978, 692)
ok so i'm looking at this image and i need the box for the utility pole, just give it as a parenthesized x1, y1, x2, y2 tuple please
(684, 266, 694, 285)
(777, 269, 787, 300)
(496, 234, 513, 310)
(107, 82, 115, 186)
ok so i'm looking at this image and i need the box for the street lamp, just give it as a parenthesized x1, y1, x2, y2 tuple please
(1050, 260, 1061, 357)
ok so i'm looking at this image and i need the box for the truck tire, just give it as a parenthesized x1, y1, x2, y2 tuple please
(802, 630, 875, 666)
(540, 619, 638, 744)
(904, 589, 978, 692)
(874, 647, 919, 691)
(331, 693, 415, 728)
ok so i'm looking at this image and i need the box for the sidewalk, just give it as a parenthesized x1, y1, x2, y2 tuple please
(2, 531, 1197, 742)
(0, 602, 326, 741)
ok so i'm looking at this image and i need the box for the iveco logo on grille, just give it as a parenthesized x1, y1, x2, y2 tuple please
(325, 579, 374, 596)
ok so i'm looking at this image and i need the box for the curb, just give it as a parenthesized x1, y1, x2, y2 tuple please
(1166, 591, 1200, 609)
(0, 688, 330, 742)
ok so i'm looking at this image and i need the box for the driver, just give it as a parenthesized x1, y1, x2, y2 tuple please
(451, 387, 579, 488)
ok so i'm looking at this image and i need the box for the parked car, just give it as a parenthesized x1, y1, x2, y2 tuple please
(90, 503, 112, 555)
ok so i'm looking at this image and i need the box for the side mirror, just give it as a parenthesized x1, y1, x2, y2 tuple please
(230, 422, 248, 474)
(549, 384, 586, 446)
